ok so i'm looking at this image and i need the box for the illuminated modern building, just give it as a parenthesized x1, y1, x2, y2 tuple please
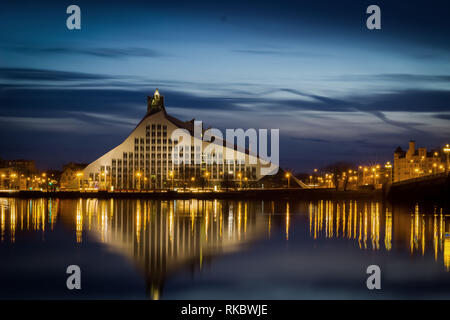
(393, 140, 444, 182)
(81, 89, 265, 190)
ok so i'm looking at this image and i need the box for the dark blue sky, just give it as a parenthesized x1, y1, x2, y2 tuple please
(1, 0, 450, 171)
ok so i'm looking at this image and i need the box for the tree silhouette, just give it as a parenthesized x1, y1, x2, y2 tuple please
(322, 161, 354, 191)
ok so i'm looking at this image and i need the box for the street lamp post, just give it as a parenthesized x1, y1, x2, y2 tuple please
(237, 172, 242, 189)
(285, 172, 291, 188)
(226, 170, 233, 191)
(41, 173, 47, 192)
(10, 173, 17, 189)
(385, 162, 392, 183)
(169, 171, 174, 190)
(347, 170, 352, 189)
(76, 172, 83, 191)
(136, 172, 142, 191)
(358, 166, 362, 187)
(444, 144, 450, 173)
(204, 171, 210, 190)
(100, 172, 106, 190)
(313, 169, 318, 189)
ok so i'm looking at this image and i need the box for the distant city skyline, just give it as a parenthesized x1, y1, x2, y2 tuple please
(1, 0, 450, 171)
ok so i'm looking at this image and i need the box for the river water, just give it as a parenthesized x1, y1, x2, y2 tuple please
(0, 197, 449, 299)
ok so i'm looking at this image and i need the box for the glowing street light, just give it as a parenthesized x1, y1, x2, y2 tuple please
(0, 173, 5, 189)
(385, 161, 392, 183)
(443, 144, 450, 173)
(136, 172, 142, 191)
(204, 171, 210, 190)
(168, 170, 174, 189)
(76, 172, 83, 191)
(9, 173, 18, 190)
(285, 172, 291, 188)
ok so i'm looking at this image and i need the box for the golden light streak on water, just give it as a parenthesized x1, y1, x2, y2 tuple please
(385, 208, 392, 251)
(237, 202, 242, 241)
(1, 204, 5, 243)
(308, 202, 312, 237)
(76, 199, 83, 243)
(244, 202, 247, 235)
(336, 203, 340, 238)
(285, 202, 290, 241)
(10, 201, 16, 243)
(444, 237, 450, 271)
(136, 200, 141, 243)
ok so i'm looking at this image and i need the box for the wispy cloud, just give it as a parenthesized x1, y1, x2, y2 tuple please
(5, 46, 167, 59)
(335, 73, 450, 83)
(68, 111, 140, 127)
(0, 116, 96, 133)
(434, 113, 450, 120)
(0, 67, 118, 81)
(233, 49, 330, 58)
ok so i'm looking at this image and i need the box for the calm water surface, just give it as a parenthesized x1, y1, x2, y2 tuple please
(0, 197, 449, 299)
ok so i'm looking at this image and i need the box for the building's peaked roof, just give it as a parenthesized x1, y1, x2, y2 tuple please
(165, 114, 195, 134)
(132, 89, 195, 134)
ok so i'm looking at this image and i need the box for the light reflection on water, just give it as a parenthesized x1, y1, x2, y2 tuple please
(0, 197, 449, 299)
(307, 200, 450, 271)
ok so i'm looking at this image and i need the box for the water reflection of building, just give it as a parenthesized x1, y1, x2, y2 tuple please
(0, 197, 269, 298)
(68, 198, 268, 298)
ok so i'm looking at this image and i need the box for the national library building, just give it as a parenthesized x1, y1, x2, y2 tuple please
(80, 90, 267, 190)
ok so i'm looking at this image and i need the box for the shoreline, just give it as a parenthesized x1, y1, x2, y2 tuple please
(0, 188, 383, 200)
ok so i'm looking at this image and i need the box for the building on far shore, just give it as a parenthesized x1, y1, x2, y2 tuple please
(60, 162, 88, 190)
(79, 89, 286, 190)
(393, 140, 445, 182)
(0, 158, 37, 190)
